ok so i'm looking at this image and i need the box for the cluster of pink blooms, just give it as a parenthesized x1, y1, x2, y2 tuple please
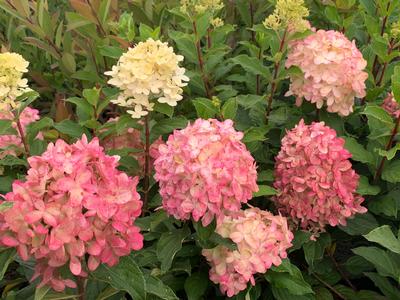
(101, 118, 163, 175)
(0, 107, 40, 158)
(286, 29, 368, 116)
(153, 119, 258, 226)
(202, 208, 293, 297)
(0, 136, 143, 291)
(381, 92, 400, 118)
(273, 119, 367, 233)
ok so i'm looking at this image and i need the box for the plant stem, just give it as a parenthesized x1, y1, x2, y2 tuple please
(374, 115, 400, 182)
(77, 277, 86, 300)
(142, 114, 151, 217)
(329, 254, 357, 291)
(192, 21, 212, 99)
(376, 38, 394, 86)
(86, 0, 107, 36)
(249, 1, 256, 42)
(207, 28, 212, 49)
(312, 273, 345, 300)
(316, 108, 320, 121)
(256, 47, 262, 95)
(371, 2, 391, 80)
(266, 28, 287, 121)
(16, 118, 30, 157)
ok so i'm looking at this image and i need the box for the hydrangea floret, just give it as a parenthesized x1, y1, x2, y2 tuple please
(263, 0, 310, 33)
(0, 136, 143, 291)
(180, 0, 224, 16)
(202, 208, 293, 297)
(0, 52, 31, 110)
(285, 30, 368, 116)
(273, 119, 367, 234)
(105, 38, 189, 119)
(153, 119, 258, 226)
(382, 92, 400, 118)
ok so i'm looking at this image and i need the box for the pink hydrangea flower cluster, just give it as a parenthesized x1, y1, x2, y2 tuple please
(0, 136, 143, 291)
(202, 208, 293, 297)
(286, 30, 368, 116)
(153, 119, 258, 226)
(382, 92, 400, 118)
(273, 119, 367, 233)
(101, 117, 163, 175)
(0, 107, 40, 158)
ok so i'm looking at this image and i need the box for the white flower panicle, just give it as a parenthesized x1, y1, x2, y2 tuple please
(0, 52, 31, 110)
(105, 39, 189, 119)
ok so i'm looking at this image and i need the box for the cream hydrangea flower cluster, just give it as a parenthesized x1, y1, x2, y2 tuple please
(0, 52, 31, 110)
(285, 30, 368, 116)
(153, 119, 258, 226)
(202, 208, 293, 297)
(180, 0, 224, 16)
(263, 0, 309, 33)
(273, 120, 367, 234)
(105, 39, 189, 119)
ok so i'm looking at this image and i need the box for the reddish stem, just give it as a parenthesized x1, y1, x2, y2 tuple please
(142, 114, 151, 216)
(207, 28, 212, 49)
(16, 119, 30, 157)
(266, 29, 287, 120)
(77, 277, 86, 300)
(192, 21, 212, 99)
(374, 115, 400, 182)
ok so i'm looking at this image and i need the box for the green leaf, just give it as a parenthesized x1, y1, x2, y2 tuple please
(365, 272, 400, 300)
(168, 31, 197, 64)
(0, 120, 16, 136)
(150, 116, 188, 142)
(192, 98, 218, 119)
(352, 246, 400, 279)
(83, 88, 100, 107)
(144, 274, 179, 300)
(266, 260, 314, 295)
(156, 227, 191, 273)
(26, 117, 54, 144)
(98, 45, 124, 59)
(0, 248, 16, 280)
(154, 102, 174, 117)
(369, 191, 399, 217)
(221, 98, 238, 120)
(339, 212, 379, 236)
(93, 256, 145, 300)
(377, 144, 400, 160)
(61, 52, 76, 74)
(364, 225, 400, 254)
(231, 55, 271, 79)
(184, 271, 209, 300)
(342, 137, 374, 165)
(303, 234, 331, 267)
(139, 23, 160, 40)
(253, 185, 277, 197)
(54, 120, 88, 138)
(362, 105, 393, 126)
(0, 155, 28, 167)
(356, 176, 380, 195)
(194, 219, 216, 241)
(242, 126, 269, 143)
(392, 66, 400, 103)
(382, 160, 400, 183)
